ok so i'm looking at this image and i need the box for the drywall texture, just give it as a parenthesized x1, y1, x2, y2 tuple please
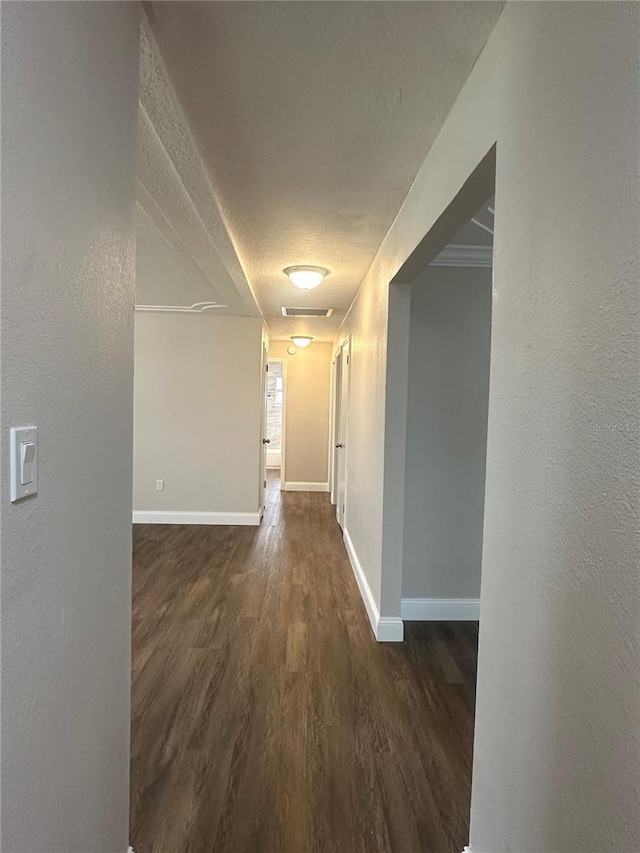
(270, 342, 332, 486)
(402, 266, 491, 600)
(133, 313, 264, 514)
(335, 3, 639, 850)
(0, 3, 140, 851)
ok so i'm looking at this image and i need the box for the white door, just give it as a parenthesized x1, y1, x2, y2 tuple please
(260, 343, 269, 519)
(335, 338, 350, 529)
(330, 353, 340, 506)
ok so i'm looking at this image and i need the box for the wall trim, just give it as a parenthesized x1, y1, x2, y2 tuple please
(343, 529, 404, 642)
(376, 616, 405, 642)
(283, 481, 329, 492)
(401, 597, 481, 621)
(266, 449, 281, 468)
(430, 243, 493, 268)
(134, 303, 227, 313)
(132, 510, 261, 526)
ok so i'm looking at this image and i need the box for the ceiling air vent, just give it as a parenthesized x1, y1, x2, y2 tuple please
(281, 307, 333, 318)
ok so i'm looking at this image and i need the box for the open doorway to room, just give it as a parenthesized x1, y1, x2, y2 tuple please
(401, 199, 493, 626)
(266, 358, 286, 488)
(395, 204, 494, 817)
(379, 159, 496, 840)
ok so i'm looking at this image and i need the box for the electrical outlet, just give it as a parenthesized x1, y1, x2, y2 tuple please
(155, 479, 164, 491)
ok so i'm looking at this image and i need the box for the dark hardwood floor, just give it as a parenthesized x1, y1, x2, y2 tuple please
(130, 472, 478, 853)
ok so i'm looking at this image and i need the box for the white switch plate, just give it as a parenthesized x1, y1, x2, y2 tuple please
(10, 426, 38, 502)
(155, 479, 164, 491)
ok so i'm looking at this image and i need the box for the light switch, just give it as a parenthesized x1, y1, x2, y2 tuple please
(20, 442, 36, 484)
(10, 426, 37, 502)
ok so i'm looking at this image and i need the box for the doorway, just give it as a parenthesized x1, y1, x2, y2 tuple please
(379, 148, 496, 623)
(331, 337, 350, 529)
(266, 358, 286, 488)
(376, 176, 495, 848)
(401, 202, 493, 620)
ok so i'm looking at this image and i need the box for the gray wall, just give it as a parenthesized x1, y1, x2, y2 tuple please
(335, 4, 639, 849)
(269, 341, 332, 487)
(402, 266, 491, 600)
(133, 312, 264, 515)
(1, 3, 140, 851)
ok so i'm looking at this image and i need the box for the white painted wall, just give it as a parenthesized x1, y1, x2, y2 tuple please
(269, 341, 332, 488)
(402, 266, 491, 600)
(0, 3, 140, 851)
(133, 313, 264, 518)
(335, 4, 639, 849)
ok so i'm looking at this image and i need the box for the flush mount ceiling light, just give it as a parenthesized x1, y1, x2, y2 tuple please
(284, 265, 328, 290)
(290, 335, 314, 348)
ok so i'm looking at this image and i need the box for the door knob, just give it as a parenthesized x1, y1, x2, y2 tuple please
(263, 438, 271, 444)
(335, 443, 343, 449)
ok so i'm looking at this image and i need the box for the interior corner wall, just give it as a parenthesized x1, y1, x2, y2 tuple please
(402, 266, 491, 600)
(133, 313, 263, 516)
(334, 3, 639, 850)
(0, 3, 140, 851)
(269, 341, 332, 487)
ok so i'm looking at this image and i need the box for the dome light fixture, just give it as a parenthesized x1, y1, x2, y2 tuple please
(290, 335, 314, 348)
(284, 265, 328, 290)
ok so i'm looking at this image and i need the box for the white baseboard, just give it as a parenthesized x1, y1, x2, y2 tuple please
(283, 481, 329, 492)
(401, 597, 480, 621)
(132, 510, 261, 526)
(376, 615, 405, 642)
(343, 529, 404, 642)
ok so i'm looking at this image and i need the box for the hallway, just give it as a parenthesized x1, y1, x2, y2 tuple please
(130, 475, 478, 853)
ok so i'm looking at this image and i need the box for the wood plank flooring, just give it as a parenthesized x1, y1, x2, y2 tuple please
(130, 473, 478, 853)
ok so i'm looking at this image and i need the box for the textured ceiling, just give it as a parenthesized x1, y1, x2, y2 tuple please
(136, 22, 261, 318)
(144, 1, 503, 340)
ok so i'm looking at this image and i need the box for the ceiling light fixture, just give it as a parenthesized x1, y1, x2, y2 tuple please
(284, 265, 328, 290)
(290, 335, 314, 348)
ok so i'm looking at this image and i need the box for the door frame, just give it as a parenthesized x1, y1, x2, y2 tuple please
(335, 336, 351, 530)
(259, 341, 269, 519)
(380, 147, 496, 618)
(266, 356, 287, 487)
(330, 351, 341, 506)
